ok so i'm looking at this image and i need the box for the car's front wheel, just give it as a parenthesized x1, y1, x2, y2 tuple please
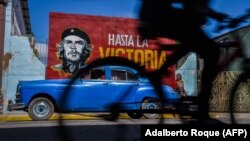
(141, 99, 161, 119)
(28, 97, 54, 121)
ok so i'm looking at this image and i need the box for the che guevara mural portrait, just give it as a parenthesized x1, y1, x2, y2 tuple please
(51, 27, 92, 74)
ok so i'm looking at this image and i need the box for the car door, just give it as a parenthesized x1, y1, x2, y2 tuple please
(72, 68, 118, 111)
(107, 67, 140, 109)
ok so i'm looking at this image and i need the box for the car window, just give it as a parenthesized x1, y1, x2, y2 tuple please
(82, 69, 105, 80)
(111, 69, 137, 81)
(91, 69, 105, 80)
(82, 70, 91, 79)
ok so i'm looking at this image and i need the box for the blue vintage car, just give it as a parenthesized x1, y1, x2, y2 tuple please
(8, 65, 181, 120)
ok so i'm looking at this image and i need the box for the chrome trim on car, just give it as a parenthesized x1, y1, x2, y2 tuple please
(7, 100, 25, 111)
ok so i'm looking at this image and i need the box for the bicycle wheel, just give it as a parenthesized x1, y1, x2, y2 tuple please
(229, 72, 250, 124)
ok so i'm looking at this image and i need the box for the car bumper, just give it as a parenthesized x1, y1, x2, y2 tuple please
(8, 100, 25, 111)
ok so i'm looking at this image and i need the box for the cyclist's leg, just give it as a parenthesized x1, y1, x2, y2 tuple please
(198, 36, 220, 120)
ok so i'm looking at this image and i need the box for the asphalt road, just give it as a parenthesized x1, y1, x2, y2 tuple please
(0, 119, 163, 141)
(0, 119, 147, 141)
(0, 122, 140, 141)
(1, 117, 250, 141)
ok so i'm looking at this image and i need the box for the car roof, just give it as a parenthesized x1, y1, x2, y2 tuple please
(80, 65, 138, 74)
(108, 65, 138, 72)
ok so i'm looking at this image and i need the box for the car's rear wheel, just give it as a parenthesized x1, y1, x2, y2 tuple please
(127, 111, 142, 119)
(141, 99, 161, 119)
(28, 97, 54, 121)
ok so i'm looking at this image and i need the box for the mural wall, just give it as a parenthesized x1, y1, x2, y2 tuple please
(47, 12, 177, 86)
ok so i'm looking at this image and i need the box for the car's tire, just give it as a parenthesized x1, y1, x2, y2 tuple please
(141, 99, 161, 119)
(28, 97, 54, 121)
(127, 111, 142, 119)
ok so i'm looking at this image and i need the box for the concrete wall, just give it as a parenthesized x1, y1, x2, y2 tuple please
(2, 1, 45, 113)
(210, 26, 250, 112)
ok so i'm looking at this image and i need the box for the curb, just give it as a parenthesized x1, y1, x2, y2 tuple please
(0, 113, 180, 121)
(0, 113, 224, 122)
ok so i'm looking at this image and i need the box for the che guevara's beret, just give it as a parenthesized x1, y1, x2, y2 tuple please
(61, 28, 91, 44)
